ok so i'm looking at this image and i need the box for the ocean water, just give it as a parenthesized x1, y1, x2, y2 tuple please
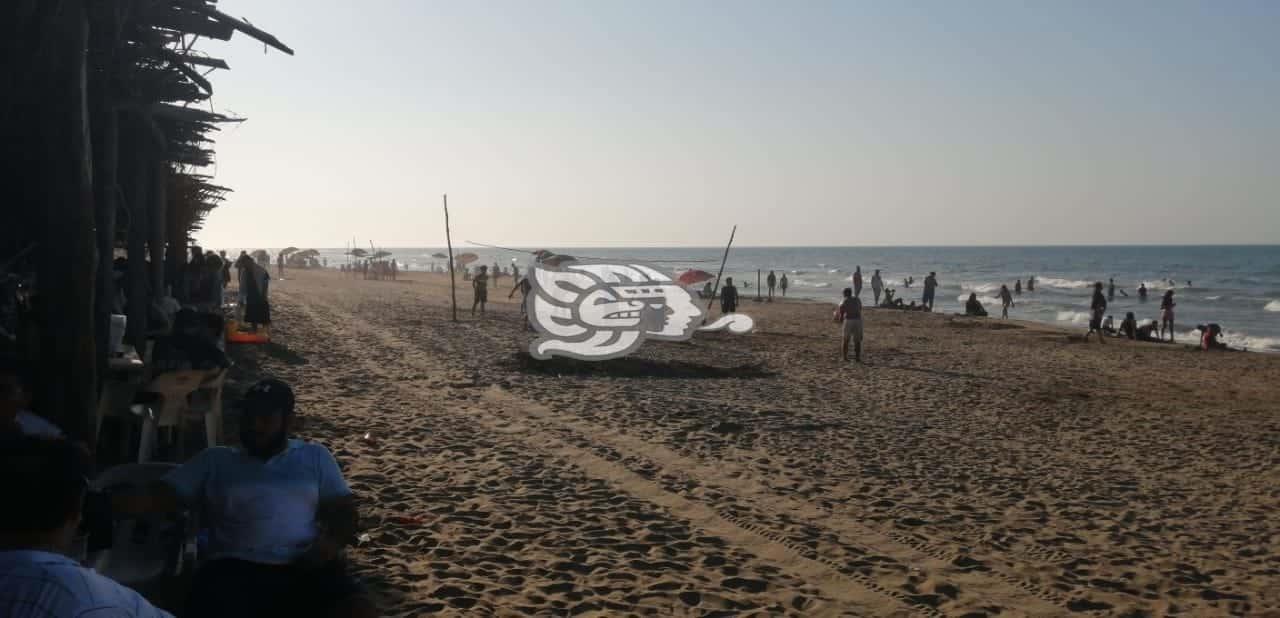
(295, 245, 1280, 353)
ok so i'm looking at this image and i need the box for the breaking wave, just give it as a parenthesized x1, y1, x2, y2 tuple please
(1040, 277, 1094, 290)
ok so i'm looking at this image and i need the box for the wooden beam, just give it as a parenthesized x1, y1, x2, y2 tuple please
(174, 53, 228, 70)
(152, 45, 213, 94)
(151, 8, 235, 41)
(187, 4, 295, 55)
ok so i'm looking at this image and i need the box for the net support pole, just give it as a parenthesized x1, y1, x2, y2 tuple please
(444, 194, 458, 322)
(703, 225, 737, 323)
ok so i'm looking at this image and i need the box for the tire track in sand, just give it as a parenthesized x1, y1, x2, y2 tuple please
(290, 290, 1078, 616)
(284, 290, 931, 616)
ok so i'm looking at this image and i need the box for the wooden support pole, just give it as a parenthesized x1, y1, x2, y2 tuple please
(124, 121, 151, 345)
(38, 0, 97, 441)
(444, 194, 457, 322)
(90, 45, 119, 405)
(756, 269, 762, 301)
(703, 225, 737, 321)
(150, 158, 167, 295)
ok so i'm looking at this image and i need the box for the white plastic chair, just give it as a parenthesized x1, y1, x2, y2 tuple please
(88, 463, 190, 590)
(136, 369, 208, 463)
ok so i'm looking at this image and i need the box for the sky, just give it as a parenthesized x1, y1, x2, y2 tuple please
(195, 1, 1280, 249)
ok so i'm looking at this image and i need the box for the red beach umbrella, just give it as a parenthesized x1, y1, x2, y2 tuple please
(678, 269, 714, 286)
(455, 253, 479, 266)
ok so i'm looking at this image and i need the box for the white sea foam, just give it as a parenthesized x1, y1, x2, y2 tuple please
(961, 282, 1001, 294)
(1204, 295, 1222, 301)
(1040, 277, 1094, 290)
(1265, 300, 1280, 312)
(1056, 311, 1091, 324)
(1188, 328, 1280, 352)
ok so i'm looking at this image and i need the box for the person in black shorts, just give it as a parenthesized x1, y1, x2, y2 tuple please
(472, 265, 489, 316)
(1087, 282, 1108, 344)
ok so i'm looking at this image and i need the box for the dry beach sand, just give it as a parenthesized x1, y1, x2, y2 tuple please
(222, 268, 1280, 617)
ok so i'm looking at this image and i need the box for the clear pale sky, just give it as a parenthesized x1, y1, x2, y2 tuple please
(195, 1, 1279, 249)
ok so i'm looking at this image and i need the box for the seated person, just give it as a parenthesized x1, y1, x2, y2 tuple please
(964, 293, 988, 317)
(151, 309, 231, 374)
(0, 435, 172, 617)
(1119, 312, 1138, 340)
(1200, 323, 1227, 351)
(112, 380, 374, 618)
(1101, 315, 1117, 335)
(881, 288, 896, 307)
(1, 358, 62, 438)
(1135, 320, 1160, 342)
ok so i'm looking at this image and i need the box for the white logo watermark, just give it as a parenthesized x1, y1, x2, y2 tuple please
(527, 262, 754, 360)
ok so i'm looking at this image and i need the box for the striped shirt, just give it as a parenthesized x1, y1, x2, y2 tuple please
(0, 550, 172, 618)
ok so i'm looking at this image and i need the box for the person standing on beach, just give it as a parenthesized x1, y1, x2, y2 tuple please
(999, 284, 1013, 319)
(779, 274, 788, 297)
(871, 269, 883, 306)
(853, 266, 863, 298)
(721, 278, 739, 314)
(1160, 290, 1176, 342)
(766, 270, 777, 300)
(1015, 279, 1022, 295)
(836, 287, 864, 363)
(1108, 278, 1116, 302)
(219, 250, 232, 292)
(492, 261, 502, 283)
(509, 275, 532, 316)
(472, 265, 489, 316)
(277, 253, 285, 278)
(234, 251, 253, 318)
(922, 272, 938, 311)
(1088, 282, 1108, 343)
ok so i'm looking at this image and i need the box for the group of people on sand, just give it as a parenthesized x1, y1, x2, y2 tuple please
(340, 259, 398, 281)
(1087, 283, 1189, 346)
(0, 369, 377, 618)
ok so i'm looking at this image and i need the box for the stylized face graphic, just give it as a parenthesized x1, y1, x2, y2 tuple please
(527, 263, 708, 360)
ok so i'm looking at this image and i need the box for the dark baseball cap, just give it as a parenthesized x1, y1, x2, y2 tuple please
(241, 379, 295, 416)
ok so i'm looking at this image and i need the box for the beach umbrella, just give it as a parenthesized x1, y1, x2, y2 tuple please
(372, 250, 393, 259)
(348, 248, 368, 258)
(455, 252, 479, 266)
(295, 249, 320, 259)
(677, 269, 714, 286)
(280, 246, 299, 256)
(431, 252, 448, 259)
(251, 249, 270, 263)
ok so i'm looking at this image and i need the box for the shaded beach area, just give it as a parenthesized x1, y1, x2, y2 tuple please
(232, 268, 1280, 616)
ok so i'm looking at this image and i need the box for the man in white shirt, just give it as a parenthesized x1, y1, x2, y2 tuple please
(114, 379, 373, 618)
(0, 435, 173, 617)
(1, 360, 63, 439)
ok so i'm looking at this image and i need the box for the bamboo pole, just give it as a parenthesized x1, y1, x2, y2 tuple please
(444, 194, 457, 322)
(703, 225, 737, 322)
(756, 269, 762, 301)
